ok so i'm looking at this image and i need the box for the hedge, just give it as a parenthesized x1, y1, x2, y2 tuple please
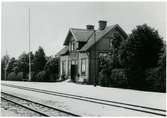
(109, 69, 128, 88)
(145, 68, 166, 92)
(98, 69, 128, 87)
(7, 72, 17, 81)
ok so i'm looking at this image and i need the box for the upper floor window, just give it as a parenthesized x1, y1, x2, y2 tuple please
(71, 41, 75, 51)
(81, 58, 86, 76)
(69, 43, 71, 51)
(109, 38, 113, 49)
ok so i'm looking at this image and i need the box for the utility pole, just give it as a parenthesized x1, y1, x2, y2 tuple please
(28, 8, 31, 81)
(4, 60, 6, 80)
(4, 49, 7, 80)
(94, 30, 96, 87)
(4, 49, 10, 80)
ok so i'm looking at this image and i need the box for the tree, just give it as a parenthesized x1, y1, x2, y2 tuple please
(33, 46, 47, 72)
(98, 32, 125, 86)
(6, 57, 17, 73)
(18, 52, 29, 72)
(120, 24, 164, 69)
(16, 52, 30, 80)
(44, 56, 59, 81)
(1, 55, 10, 80)
(157, 44, 166, 91)
(120, 24, 164, 89)
(44, 57, 59, 74)
(4, 57, 18, 80)
(98, 54, 111, 86)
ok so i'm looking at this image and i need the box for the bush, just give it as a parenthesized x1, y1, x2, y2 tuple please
(126, 68, 146, 90)
(27, 71, 58, 82)
(35, 71, 46, 82)
(146, 68, 166, 92)
(61, 74, 67, 81)
(35, 70, 53, 82)
(109, 69, 128, 88)
(99, 69, 128, 88)
(48, 73, 59, 82)
(28, 71, 37, 81)
(98, 70, 109, 87)
(7, 72, 17, 80)
(16, 72, 24, 81)
(7, 72, 25, 81)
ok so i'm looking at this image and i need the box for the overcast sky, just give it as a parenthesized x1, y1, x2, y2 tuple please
(1, 2, 166, 58)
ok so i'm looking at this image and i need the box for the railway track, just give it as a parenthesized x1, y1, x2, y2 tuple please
(2, 83, 166, 116)
(1, 91, 80, 117)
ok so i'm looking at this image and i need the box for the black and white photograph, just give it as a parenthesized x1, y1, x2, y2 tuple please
(1, 1, 166, 117)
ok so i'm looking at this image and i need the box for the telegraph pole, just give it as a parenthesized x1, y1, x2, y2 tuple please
(4, 49, 10, 80)
(94, 29, 96, 87)
(28, 8, 31, 81)
(4, 49, 7, 80)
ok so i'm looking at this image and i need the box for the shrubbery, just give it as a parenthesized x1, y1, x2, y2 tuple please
(145, 67, 166, 92)
(1, 46, 60, 82)
(98, 24, 166, 92)
(126, 68, 146, 90)
(35, 71, 48, 82)
(110, 69, 128, 88)
(34, 70, 58, 82)
(99, 69, 128, 88)
(7, 72, 17, 80)
(16, 72, 24, 81)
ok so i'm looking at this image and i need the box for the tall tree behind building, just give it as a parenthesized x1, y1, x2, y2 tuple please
(120, 24, 164, 90)
(33, 46, 47, 72)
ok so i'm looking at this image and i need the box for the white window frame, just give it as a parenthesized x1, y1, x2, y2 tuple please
(81, 58, 86, 76)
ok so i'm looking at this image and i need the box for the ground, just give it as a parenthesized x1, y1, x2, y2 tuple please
(1, 80, 166, 116)
(1, 100, 41, 116)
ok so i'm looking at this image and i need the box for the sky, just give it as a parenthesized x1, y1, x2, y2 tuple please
(1, 2, 166, 58)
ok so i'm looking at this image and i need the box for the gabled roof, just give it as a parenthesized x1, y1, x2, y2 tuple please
(80, 24, 128, 52)
(63, 28, 94, 45)
(80, 25, 115, 52)
(59, 24, 128, 56)
(55, 46, 68, 57)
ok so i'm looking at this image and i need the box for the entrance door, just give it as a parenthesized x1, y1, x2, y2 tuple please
(71, 65, 78, 82)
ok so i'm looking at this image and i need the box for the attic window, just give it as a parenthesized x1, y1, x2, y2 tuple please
(71, 41, 75, 51)
(109, 38, 113, 49)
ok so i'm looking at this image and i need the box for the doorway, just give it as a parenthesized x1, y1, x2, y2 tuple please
(71, 65, 78, 82)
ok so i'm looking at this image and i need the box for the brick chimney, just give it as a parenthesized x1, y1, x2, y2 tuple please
(98, 20, 107, 30)
(86, 25, 94, 30)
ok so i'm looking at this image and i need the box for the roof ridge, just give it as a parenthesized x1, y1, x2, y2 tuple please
(70, 24, 115, 31)
(70, 28, 94, 31)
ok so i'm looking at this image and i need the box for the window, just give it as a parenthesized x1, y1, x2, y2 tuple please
(81, 59, 86, 76)
(71, 41, 75, 51)
(109, 38, 113, 49)
(68, 60, 71, 75)
(99, 52, 108, 58)
(62, 61, 66, 75)
(71, 60, 77, 65)
(69, 43, 71, 51)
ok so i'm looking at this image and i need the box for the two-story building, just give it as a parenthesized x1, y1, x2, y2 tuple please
(56, 20, 128, 85)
